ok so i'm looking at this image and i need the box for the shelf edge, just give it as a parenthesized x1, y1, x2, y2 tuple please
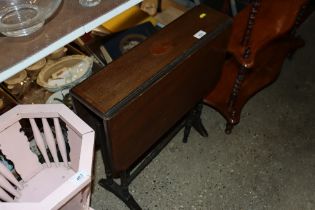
(0, 27, 85, 83)
(84, 0, 143, 33)
(0, 0, 143, 83)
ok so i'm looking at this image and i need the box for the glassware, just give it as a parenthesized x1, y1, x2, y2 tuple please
(79, 0, 101, 7)
(0, 0, 62, 37)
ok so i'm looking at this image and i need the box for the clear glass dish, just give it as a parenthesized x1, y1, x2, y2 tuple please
(0, 0, 62, 37)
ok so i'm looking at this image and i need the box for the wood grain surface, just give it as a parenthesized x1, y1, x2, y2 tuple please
(72, 5, 232, 176)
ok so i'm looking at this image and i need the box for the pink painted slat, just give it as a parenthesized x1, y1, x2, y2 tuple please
(42, 118, 59, 166)
(0, 187, 13, 202)
(16, 166, 75, 202)
(0, 122, 42, 181)
(67, 127, 82, 172)
(0, 203, 40, 209)
(54, 118, 68, 167)
(0, 107, 21, 133)
(0, 174, 20, 198)
(29, 119, 51, 167)
(57, 105, 94, 135)
(77, 133, 95, 174)
(18, 104, 59, 119)
(58, 185, 91, 210)
(40, 173, 91, 210)
(0, 163, 23, 190)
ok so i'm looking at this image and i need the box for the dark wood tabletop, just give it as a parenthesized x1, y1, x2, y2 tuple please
(71, 5, 231, 119)
(71, 5, 232, 175)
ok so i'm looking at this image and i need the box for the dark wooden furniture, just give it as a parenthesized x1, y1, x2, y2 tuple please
(203, 0, 309, 134)
(71, 5, 231, 209)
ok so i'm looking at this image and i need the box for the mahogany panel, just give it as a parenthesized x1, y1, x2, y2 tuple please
(228, 0, 308, 68)
(72, 5, 231, 116)
(107, 30, 230, 173)
(204, 36, 305, 125)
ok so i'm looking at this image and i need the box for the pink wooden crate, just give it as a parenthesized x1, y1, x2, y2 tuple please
(0, 104, 95, 210)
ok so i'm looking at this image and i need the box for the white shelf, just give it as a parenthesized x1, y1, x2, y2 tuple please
(0, 0, 141, 83)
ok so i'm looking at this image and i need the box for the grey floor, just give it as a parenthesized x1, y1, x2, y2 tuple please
(90, 13, 315, 210)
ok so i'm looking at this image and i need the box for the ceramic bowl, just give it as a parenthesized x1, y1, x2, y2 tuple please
(0, 0, 62, 37)
(4, 70, 31, 97)
(37, 55, 93, 92)
(4, 70, 27, 86)
(26, 58, 47, 81)
(47, 47, 68, 60)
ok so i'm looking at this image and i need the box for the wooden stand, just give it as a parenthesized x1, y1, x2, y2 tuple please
(203, 0, 309, 133)
(71, 5, 231, 209)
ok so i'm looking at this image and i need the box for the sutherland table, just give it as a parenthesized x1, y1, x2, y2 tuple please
(71, 5, 232, 209)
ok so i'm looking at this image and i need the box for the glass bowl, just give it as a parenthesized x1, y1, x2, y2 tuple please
(36, 55, 93, 92)
(0, 0, 62, 37)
